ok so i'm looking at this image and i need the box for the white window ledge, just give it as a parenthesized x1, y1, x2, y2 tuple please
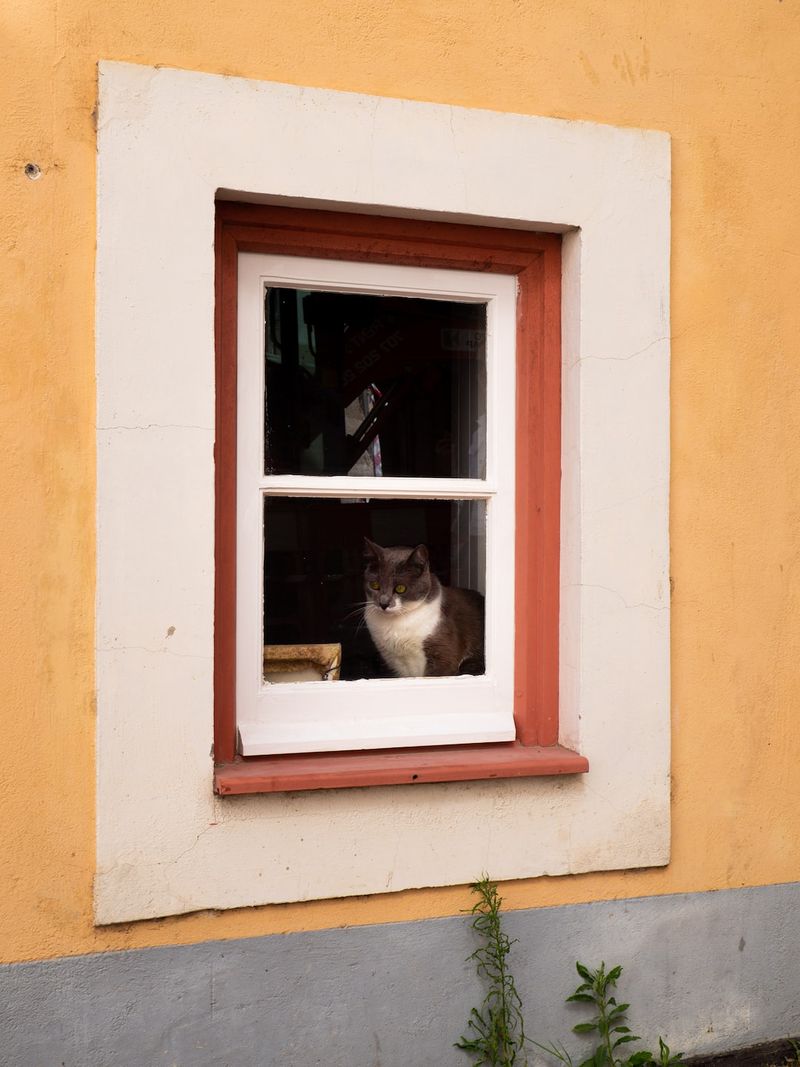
(95, 61, 670, 924)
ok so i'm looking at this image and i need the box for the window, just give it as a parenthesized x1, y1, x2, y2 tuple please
(96, 63, 669, 923)
(214, 203, 587, 790)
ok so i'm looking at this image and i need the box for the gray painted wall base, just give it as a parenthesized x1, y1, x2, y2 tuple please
(2, 882, 799, 1067)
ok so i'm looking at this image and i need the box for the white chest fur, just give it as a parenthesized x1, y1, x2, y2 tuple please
(365, 594, 442, 677)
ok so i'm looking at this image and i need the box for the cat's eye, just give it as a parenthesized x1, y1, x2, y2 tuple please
(368, 580, 379, 590)
(394, 584, 407, 594)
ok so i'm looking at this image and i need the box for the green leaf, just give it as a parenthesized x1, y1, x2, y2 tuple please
(573, 1022, 599, 1034)
(533, 1039, 574, 1066)
(626, 1050, 655, 1067)
(613, 1036, 640, 1049)
(607, 965, 623, 984)
(567, 993, 596, 1004)
(658, 1038, 683, 1067)
(611, 1027, 632, 1035)
(576, 963, 593, 981)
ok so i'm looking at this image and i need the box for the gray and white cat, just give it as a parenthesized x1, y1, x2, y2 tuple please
(362, 538, 484, 678)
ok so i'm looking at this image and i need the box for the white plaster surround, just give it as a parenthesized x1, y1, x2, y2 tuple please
(95, 61, 671, 923)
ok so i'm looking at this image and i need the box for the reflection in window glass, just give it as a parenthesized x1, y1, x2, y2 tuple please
(263, 497, 486, 681)
(264, 289, 487, 478)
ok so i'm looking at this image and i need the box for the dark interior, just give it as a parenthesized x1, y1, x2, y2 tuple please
(264, 287, 486, 479)
(263, 497, 485, 680)
(262, 285, 487, 680)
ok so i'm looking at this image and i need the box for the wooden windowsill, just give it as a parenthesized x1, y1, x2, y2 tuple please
(214, 741, 588, 795)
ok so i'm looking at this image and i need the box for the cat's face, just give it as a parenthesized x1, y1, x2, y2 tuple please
(363, 539, 433, 614)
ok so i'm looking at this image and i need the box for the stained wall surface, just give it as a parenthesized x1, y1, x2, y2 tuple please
(2, 0, 800, 968)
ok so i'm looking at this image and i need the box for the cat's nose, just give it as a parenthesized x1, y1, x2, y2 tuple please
(379, 596, 392, 610)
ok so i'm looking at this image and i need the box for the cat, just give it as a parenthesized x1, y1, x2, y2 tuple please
(362, 538, 484, 678)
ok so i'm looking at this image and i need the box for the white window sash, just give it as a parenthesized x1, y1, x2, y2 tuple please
(236, 254, 517, 755)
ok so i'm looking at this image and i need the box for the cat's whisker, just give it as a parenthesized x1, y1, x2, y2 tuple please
(341, 601, 371, 623)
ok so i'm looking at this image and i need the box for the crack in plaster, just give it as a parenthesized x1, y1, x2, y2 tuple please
(97, 643, 211, 660)
(574, 583, 667, 612)
(366, 97, 379, 198)
(448, 106, 469, 206)
(100, 822, 220, 886)
(568, 335, 669, 370)
(97, 423, 212, 432)
(168, 823, 219, 867)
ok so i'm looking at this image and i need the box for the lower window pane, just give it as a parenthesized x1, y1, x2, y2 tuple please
(263, 497, 487, 682)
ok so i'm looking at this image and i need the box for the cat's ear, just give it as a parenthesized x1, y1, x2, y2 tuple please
(407, 544, 429, 571)
(363, 537, 382, 560)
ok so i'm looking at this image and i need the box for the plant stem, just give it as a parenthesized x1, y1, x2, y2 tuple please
(456, 876, 527, 1066)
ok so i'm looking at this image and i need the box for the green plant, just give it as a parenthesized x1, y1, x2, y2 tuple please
(536, 962, 683, 1067)
(456, 876, 528, 1066)
(456, 879, 683, 1067)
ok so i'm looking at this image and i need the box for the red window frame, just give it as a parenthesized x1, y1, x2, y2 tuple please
(213, 202, 587, 795)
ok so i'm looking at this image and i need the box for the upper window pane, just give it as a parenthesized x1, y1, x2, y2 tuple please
(264, 288, 487, 478)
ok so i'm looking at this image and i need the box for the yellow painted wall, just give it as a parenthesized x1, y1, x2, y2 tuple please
(2, 0, 800, 964)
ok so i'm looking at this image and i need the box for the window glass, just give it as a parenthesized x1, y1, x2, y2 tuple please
(264, 289, 487, 479)
(263, 496, 487, 681)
